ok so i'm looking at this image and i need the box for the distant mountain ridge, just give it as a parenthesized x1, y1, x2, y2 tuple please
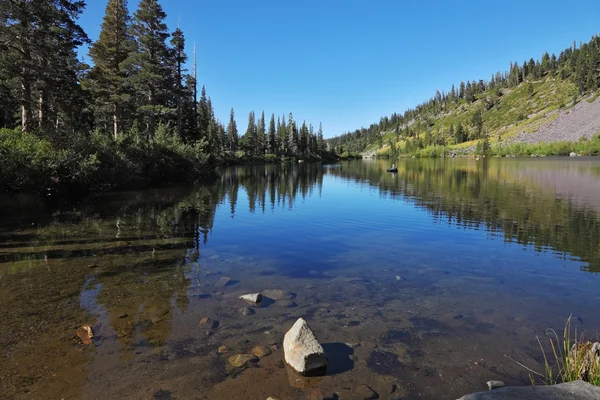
(327, 35, 600, 157)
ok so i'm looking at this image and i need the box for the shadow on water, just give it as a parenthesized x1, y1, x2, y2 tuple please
(322, 343, 355, 375)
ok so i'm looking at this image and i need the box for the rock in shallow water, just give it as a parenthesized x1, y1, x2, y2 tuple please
(239, 307, 255, 316)
(228, 354, 259, 368)
(262, 289, 294, 300)
(239, 293, 262, 304)
(283, 318, 327, 376)
(76, 324, 94, 345)
(355, 384, 378, 399)
(487, 380, 505, 390)
(458, 380, 600, 399)
(214, 276, 231, 288)
(251, 345, 272, 358)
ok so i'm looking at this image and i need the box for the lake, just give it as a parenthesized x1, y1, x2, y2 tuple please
(1, 158, 600, 399)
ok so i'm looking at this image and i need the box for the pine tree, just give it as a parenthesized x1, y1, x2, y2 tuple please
(170, 27, 187, 138)
(198, 86, 209, 140)
(243, 111, 256, 155)
(268, 113, 276, 154)
(317, 123, 325, 154)
(129, 0, 173, 137)
(1, 0, 89, 133)
(257, 111, 266, 156)
(88, 0, 134, 138)
(226, 108, 238, 152)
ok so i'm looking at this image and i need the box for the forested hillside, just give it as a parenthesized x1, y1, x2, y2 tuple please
(328, 36, 600, 157)
(0, 0, 328, 196)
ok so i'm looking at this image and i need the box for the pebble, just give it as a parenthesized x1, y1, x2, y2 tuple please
(76, 324, 94, 345)
(218, 345, 231, 354)
(228, 354, 259, 368)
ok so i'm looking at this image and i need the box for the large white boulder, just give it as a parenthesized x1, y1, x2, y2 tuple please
(283, 318, 327, 376)
(458, 380, 600, 399)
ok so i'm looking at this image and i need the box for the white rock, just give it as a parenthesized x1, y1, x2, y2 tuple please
(570, 152, 577, 157)
(487, 380, 506, 390)
(283, 318, 327, 376)
(239, 293, 262, 304)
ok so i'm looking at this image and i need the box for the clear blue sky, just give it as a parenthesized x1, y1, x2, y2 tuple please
(78, 0, 600, 138)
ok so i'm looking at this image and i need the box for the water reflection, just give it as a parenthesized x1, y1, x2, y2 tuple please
(1, 158, 600, 399)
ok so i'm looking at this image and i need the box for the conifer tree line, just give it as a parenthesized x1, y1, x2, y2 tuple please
(328, 35, 600, 153)
(0, 0, 326, 165)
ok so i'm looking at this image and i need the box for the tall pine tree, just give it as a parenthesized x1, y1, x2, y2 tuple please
(88, 0, 134, 138)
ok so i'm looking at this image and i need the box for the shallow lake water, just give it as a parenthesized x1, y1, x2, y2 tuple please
(1, 158, 600, 399)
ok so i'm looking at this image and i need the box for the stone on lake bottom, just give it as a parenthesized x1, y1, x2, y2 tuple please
(218, 345, 231, 354)
(228, 354, 259, 368)
(458, 380, 600, 399)
(251, 345, 272, 358)
(76, 324, 94, 345)
(214, 276, 231, 288)
(275, 300, 296, 308)
(283, 318, 327, 376)
(239, 293, 262, 304)
(239, 307, 255, 316)
(355, 384, 378, 399)
(262, 289, 294, 300)
(199, 317, 219, 330)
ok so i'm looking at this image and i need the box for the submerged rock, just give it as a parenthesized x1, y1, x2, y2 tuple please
(355, 384, 379, 399)
(218, 345, 231, 354)
(239, 307, 255, 316)
(199, 317, 220, 330)
(76, 324, 94, 345)
(239, 293, 262, 304)
(283, 318, 327, 376)
(459, 380, 600, 399)
(262, 289, 294, 300)
(214, 276, 231, 288)
(275, 300, 297, 308)
(251, 345, 272, 358)
(228, 354, 259, 368)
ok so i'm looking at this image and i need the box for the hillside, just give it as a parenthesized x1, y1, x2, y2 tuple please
(328, 35, 600, 157)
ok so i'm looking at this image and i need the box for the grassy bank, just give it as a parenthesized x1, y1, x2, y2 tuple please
(375, 135, 600, 159)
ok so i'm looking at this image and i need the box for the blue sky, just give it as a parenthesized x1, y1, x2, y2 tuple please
(78, 0, 600, 138)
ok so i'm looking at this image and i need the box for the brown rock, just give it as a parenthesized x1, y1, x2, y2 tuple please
(355, 385, 378, 399)
(218, 345, 231, 354)
(251, 345, 272, 358)
(199, 317, 220, 329)
(228, 354, 259, 368)
(76, 324, 94, 345)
